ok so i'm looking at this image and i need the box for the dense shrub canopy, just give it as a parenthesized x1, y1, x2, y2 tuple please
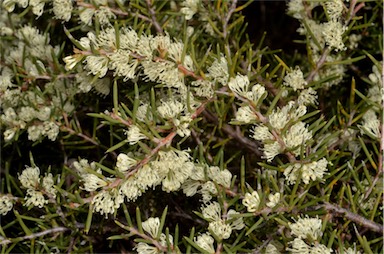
(0, 0, 383, 253)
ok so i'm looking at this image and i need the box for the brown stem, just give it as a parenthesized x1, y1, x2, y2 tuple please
(322, 202, 383, 234)
(306, 47, 330, 83)
(145, 0, 164, 35)
(202, 109, 263, 157)
(0, 227, 70, 245)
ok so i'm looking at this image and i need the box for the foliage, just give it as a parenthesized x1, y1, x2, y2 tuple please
(0, 0, 383, 253)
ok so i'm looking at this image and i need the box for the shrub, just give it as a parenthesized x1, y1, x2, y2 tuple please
(0, 0, 382, 253)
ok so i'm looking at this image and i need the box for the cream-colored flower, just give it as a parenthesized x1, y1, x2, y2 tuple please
(208, 220, 232, 240)
(201, 201, 221, 221)
(53, 0, 73, 22)
(19, 166, 40, 189)
(194, 233, 215, 253)
(24, 189, 48, 208)
(0, 195, 13, 215)
(266, 193, 280, 208)
(142, 217, 160, 238)
(284, 67, 307, 91)
(125, 125, 147, 145)
(289, 216, 323, 241)
(242, 191, 260, 212)
(116, 153, 137, 173)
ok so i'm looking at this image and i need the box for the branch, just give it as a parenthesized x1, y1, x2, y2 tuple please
(145, 0, 164, 35)
(0, 227, 70, 245)
(322, 202, 383, 234)
(202, 109, 263, 157)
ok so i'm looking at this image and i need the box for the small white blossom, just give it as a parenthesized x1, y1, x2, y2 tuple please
(242, 191, 260, 213)
(298, 88, 318, 105)
(43, 121, 60, 141)
(27, 124, 44, 141)
(348, 34, 362, 49)
(4, 128, 16, 141)
(266, 193, 280, 208)
(174, 115, 192, 137)
(151, 150, 193, 192)
(322, 20, 347, 51)
(227, 209, 245, 230)
(207, 56, 229, 85)
(358, 110, 380, 139)
(181, 180, 201, 196)
(244, 84, 266, 103)
(312, 243, 333, 254)
(157, 100, 184, 119)
(82, 173, 107, 192)
(95, 6, 116, 25)
(207, 166, 232, 188)
(116, 153, 137, 172)
(263, 141, 281, 162)
(236, 106, 257, 124)
(202, 201, 221, 221)
(135, 164, 160, 190)
(194, 233, 215, 253)
(288, 238, 311, 253)
(125, 125, 147, 145)
(284, 67, 307, 91)
(284, 158, 328, 185)
(19, 166, 40, 189)
(228, 74, 250, 97)
(283, 121, 312, 155)
(252, 125, 274, 141)
(192, 79, 214, 98)
(200, 181, 217, 203)
(0, 195, 13, 215)
(24, 189, 48, 208)
(63, 54, 83, 71)
(208, 220, 232, 240)
(30, 0, 45, 17)
(42, 173, 57, 198)
(265, 243, 280, 254)
(109, 50, 139, 80)
(79, 7, 95, 26)
(325, 0, 344, 21)
(134, 242, 159, 254)
(53, 0, 73, 22)
(290, 216, 323, 240)
(181, 0, 200, 20)
(142, 217, 160, 238)
(287, 0, 306, 19)
(92, 189, 123, 218)
(85, 55, 109, 78)
(120, 177, 142, 201)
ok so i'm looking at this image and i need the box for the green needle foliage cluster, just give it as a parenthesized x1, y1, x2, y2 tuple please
(0, 0, 382, 253)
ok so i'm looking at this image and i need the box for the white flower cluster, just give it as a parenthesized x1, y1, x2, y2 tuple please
(283, 67, 307, 91)
(134, 217, 174, 254)
(284, 158, 328, 185)
(181, 165, 233, 203)
(358, 109, 380, 139)
(200, 201, 244, 240)
(251, 102, 310, 161)
(194, 233, 215, 253)
(181, 0, 201, 20)
(242, 191, 260, 213)
(288, 216, 332, 254)
(18, 165, 57, 208)
(67, 27, 195, 94)
(228, 74, 266, 104)
(0, 23, 87, 143)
